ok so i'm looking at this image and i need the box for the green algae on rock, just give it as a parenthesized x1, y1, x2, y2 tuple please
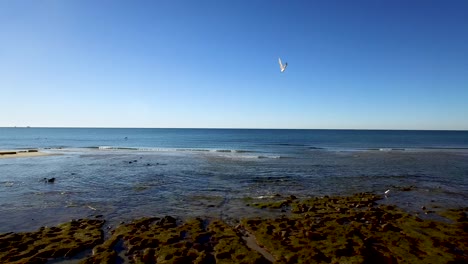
(82, 216, 269, 263)
(0, 219, 104, 264)
(241, 193, 468, 263)
(2, 193, 467, 263)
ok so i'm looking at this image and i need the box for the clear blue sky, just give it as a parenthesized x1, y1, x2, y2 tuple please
(1, 0, 467, 130)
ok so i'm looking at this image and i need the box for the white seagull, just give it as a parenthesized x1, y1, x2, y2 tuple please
(278, 57, 288, 73)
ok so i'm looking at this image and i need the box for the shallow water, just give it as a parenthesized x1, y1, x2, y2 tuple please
(1, 146, 467, 233)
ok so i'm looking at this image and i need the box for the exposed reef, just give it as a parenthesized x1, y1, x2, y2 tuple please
(1, 193, 467, 263)
(0, 219, 104, 263)
(83, 216, 268, 263)
(242, 192, 468, 263)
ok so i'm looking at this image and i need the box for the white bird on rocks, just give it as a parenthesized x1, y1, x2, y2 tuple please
(278, 57, 288, 73)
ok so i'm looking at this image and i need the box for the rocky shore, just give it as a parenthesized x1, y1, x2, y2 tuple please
(1, 193, 467, 263)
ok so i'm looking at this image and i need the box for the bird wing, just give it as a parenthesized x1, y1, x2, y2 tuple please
(279, 58, 288, 72)
(278, 58, 283, 69)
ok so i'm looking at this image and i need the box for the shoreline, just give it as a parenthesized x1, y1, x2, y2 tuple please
(0, 149, 55, 159)
(1, 192, 467, 263)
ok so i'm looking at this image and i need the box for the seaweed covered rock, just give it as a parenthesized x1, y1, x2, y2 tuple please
(2, 193, 467, 264)
(83, 216, 269, 263)
(241, 193, 468, 263)
(0, 219, 104, 264)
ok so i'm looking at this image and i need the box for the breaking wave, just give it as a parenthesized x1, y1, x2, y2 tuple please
(96, 146, 255, 153)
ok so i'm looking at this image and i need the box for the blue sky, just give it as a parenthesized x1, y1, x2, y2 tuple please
(1, 0, 467, 129)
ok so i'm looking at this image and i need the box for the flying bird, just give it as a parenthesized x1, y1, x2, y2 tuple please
(278, 57, 288, 73)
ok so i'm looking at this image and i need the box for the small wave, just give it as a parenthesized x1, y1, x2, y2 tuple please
(420, 147, 468, 150)
(99, 146, 139, 150)
(211, 149, 255, 153)
(273, 143, 308, 147)
(256, 195, 277, 199)
(175, 148, 210, 152)
(257, 155, 282, 159)
(219, 154, 284, 159)
(96, 146, 255, 154)
(379, 148, 406, 152)
(43, 146, 68, 150)
(365, 147, 468, 152)
(213, 149, 233, 153)
(2, 182, 14, 187)
(364, 148, 406, 152)
(97, 146, 209, 152)
(98, 146, 174, 152)
(239, 155, 284, 159)
(232, 150, 255, 153)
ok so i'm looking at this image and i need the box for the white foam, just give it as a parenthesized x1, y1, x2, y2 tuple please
(97, 146, 254, 154)
(256, 195, 276, 199)
(98, 146, 175, 152)
(379, 148, 392, 152)
(215, 154, 283, 159)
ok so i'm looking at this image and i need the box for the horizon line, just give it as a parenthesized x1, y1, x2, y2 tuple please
(1, 126, 467, 132)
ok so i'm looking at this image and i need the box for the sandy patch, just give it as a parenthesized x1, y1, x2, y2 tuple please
(0, 150, 56, 159)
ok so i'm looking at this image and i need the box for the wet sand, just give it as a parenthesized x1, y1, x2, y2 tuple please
(0, 149, 54, 159)
(1, 192, 467, 263)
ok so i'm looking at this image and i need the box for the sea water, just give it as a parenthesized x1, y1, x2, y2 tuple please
(1, 128, 467, 232)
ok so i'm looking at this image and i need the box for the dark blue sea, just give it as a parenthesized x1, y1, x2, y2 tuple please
(1, 128, 467, 232)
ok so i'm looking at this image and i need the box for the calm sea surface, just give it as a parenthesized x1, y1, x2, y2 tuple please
(1, 128, 467, 232)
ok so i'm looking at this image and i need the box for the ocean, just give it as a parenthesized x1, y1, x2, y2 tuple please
(1, 128, 467, 232)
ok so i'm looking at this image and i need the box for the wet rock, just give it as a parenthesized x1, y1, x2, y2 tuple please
(158, 215, 177, 228)
(43, 177, 55, 183)
(402, 186, 415, 191)
(142, 248, 155, 263)
(3, 193, 468, 264)
(81, 217, 268, 264)
(240, 193, 468, 263)
(0, 219, 104, 263)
